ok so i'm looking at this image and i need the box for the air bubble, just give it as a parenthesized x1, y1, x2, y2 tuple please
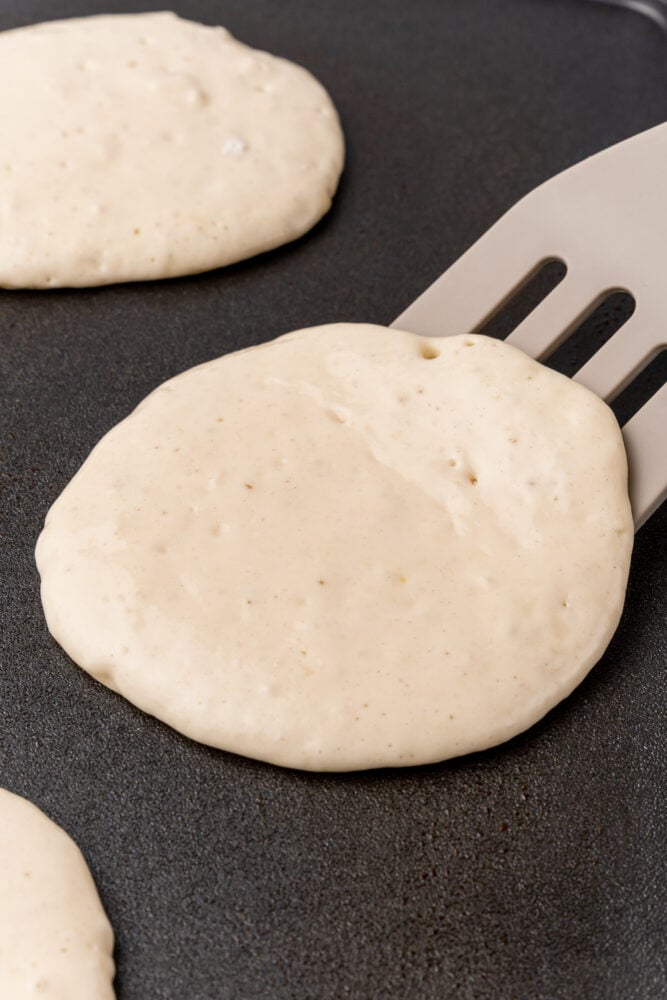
(420, 343, 440, 360)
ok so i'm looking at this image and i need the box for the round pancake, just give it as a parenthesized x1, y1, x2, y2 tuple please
(36, 325, 633, 770)
(0, 788, 115, 998)
(0, 12, 343, 288)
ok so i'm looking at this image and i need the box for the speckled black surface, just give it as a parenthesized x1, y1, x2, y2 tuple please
(1, 1, 665, 998)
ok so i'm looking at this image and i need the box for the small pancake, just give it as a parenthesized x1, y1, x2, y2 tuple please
(0, 788, 115, 998)
(0, 12, 343, 288)
(36, 325, 633, 770)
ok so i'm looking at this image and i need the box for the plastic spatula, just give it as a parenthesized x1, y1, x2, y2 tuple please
(392, 122, 667, 529)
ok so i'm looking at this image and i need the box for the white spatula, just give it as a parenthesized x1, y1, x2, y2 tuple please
(392, 122, 667, 529)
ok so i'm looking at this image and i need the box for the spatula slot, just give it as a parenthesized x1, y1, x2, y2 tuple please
(613, 348, 667, 427)
(546, 290, 636, 377)
(474, 258, 566, 341)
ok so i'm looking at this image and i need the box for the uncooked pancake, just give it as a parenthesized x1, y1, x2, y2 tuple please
(0, 788, 115, 998)
(36, 325, 633, 771)
(0, 12, 343, 288)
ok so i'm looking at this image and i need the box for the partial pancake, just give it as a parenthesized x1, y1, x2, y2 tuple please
(0, 12, 344, 288)
(0, 788, 115, 998)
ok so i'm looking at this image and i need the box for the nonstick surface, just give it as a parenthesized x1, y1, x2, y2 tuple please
(1, 1, 665, 998)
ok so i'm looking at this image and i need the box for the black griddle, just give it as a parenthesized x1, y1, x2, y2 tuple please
(1, 1, 665, 997)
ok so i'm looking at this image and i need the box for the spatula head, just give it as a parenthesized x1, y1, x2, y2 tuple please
(392, 122, 667, 528)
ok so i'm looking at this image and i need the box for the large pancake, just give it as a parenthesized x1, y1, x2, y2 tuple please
(36, 325, 633, 770)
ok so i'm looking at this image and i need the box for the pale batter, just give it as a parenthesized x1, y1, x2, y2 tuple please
(0, 788, 115, 998)
(36, 326, 633, 770)
(0, 12, 344, 288)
